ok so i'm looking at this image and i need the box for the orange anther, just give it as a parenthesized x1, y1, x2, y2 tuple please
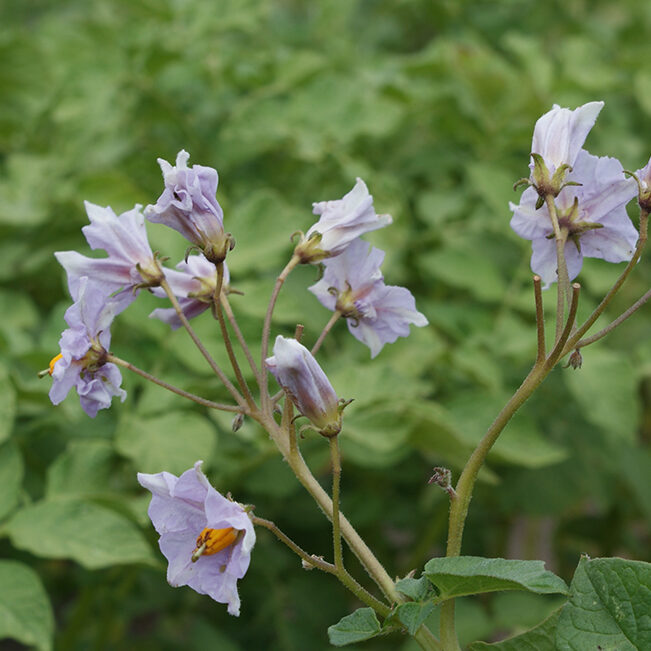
(48, 353, 63, 376)
(192, 527, 238, 561)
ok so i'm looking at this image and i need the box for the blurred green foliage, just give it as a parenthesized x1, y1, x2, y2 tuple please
(1, 0, 650, 648)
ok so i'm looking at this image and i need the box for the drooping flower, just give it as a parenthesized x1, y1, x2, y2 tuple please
(531, 101, 604, 173)
(145, 150, 231, 264)
(48, 276, 126, 418)
(150, 254, 229, 329)
(265, 336, 343, 436)
(137, 461, 255, 616)
(309, 239, 429, 358)
(294, 178, 392, 264)
(511, 150, 638, 287)
(55, 202, 162, 310)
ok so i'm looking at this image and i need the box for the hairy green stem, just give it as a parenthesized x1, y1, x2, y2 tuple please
(220, 293, 259, 377)
(545, 195, 571, 342)
(330, 436, 343, 571)
(440, 284, 581, 649)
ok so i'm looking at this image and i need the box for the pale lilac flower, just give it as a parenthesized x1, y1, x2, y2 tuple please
(145, 150, 230, 263)
(636, 156, 651, 193)
(511, 150, 638, 287)
(295, 178, 392, 263)
(48, 277, 126, 418)
(137, 461, 255, 616)
(55, 202, 161, 309)
(531, 101, 603, 173)
(150, 255, 228, 329)
(265, 336, 342, 435)
(309, 239, 428, 358)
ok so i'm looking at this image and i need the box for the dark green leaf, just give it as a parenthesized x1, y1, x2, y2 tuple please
(424, 557, 569, 601)
(556, 556, 651, 650)
(327, 608, 382, 646)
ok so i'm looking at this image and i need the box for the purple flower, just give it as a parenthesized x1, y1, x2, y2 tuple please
(265, 336, 342, 436)
(150, 255, 228, 329)
(295, 178, 392, 264)
(55, 202, 162, 310)
(511, 150, 638, 287)
(636, 156, 651, 192)
(137, 461, 255, 616)
(309, 239, 428, 358)
(145, 150, 230, 263)
(531, 101, 603, 173)
(48, 277, 126, 418)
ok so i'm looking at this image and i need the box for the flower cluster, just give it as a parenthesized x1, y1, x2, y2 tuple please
(510, 102, 641, 287)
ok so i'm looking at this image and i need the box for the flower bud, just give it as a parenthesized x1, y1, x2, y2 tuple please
(265, 336, 342, 436)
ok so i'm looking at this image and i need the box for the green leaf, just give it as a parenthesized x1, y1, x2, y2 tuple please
(46, 439, 113, 499)
(564, 349, 638, 442)
(115, 410, 216, 475)
(424, 557, 569, 601)
(556, 556, 651, 650)
(393, 601, 436, 636)
(0, 560, 54, 651)
(395, 576, 435, 602)
(469, 607, 562, 650)
(0, 362, 16, 444)
(5, 500, 154, 569)
(327, 607, 382, 646)
(0, 441, 23, 521)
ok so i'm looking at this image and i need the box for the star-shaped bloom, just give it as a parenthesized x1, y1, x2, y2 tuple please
(150, 254, 229, 329)
(295, 178, 392, 264)
(309, 239, 428, 358)
(511, 150, 638, 287)
(55, 202, 162, 310)
(265, 336, 342, 436)
(145, 150, 230, 263)
(531, 101, 604, 173)
(48, 276, 126, 418)
(138, 461, 255, 616)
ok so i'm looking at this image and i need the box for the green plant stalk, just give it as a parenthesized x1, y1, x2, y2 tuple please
(330, 436, 343, 571)
(259, 415, 440, 649)
(439, 283, 581, 650)
(107, 354, 243, 413)
(160, 279, 247, 409)
(545, 194, 571, 342)
(259, 255, 300, 412)
(213, 262, 257, 409)
(220, 293, 260, 376)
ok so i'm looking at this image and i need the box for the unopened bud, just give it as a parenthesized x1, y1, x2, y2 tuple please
(232, 413, 245, 432)
(429, 467, 456, 499)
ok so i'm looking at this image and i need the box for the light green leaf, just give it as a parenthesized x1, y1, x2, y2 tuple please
(0, 362, 16, 444)
(0, 441, 23, 521)
(424, 557, 569, 601)
(5, 500, 154, 569)
(0, 560, 54, 651)
(46, 439, 113, 499)
(394, 601, 436, 636)
(556, 556, 651, 651)
(469, 607, 562, 650)
(564, 349, 638, 442)
(327, 607, 382, 646)
(395, 576, 435, 602)
(115, 410, 216, 475)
